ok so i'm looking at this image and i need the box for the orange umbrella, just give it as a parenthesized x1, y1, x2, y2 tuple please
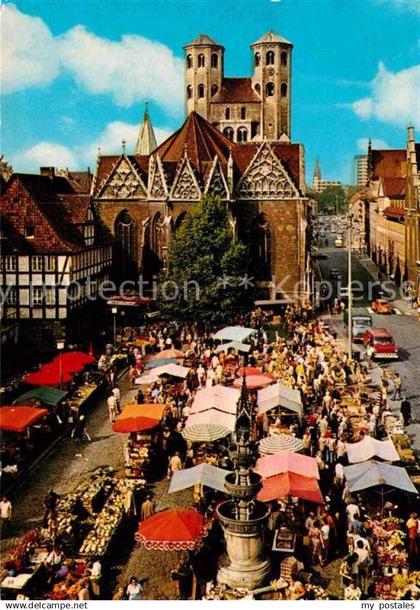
(135, 508, 207, 550)
(233, 374, 274, 389)
(0, 406, 48, 433)
(148, 349, 184, 362)
(237, 366, 263, 377)
(118, 403, 169, 420)
(257, 472, 324, 504)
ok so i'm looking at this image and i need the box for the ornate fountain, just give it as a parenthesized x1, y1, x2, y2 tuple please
(216, 378, 271, 590)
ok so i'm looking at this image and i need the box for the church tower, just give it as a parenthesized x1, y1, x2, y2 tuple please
(251, 31, 292, 140)
(184, 34, 224, 120)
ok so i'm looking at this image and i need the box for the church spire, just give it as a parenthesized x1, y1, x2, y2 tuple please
(313, 156, 321, 180)
(135, 102, 157, 156)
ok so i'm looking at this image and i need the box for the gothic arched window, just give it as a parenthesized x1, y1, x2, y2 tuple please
(254, 52, 261, 67)
(115, 210, 136, 276)
(255, 83, 261, 94)
(266, 50, 275, 65)
(152, 212, 165, 261)
(257, 214, 271, 279)
(225, 107, 230, 120)
(211, 53, 218, 68)
(240, 106, 246, 120)
(281, 51, 288, 66)
(198, 84, 205, 98)
(266, 82, 275, 97)
(281, 83, 288, 97)
(237, 127, 248, 142)
(223, 127, 234, 140)
(187, 85, 193, 99)
(186, 54, 193, 69)
(198, 54, 205, 68)
(211, 84, 218, 96)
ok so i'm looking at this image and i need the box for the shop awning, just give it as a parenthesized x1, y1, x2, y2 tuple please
(257, 472, 324, 504)
(257, 382, 303, 416)
(185, 409, 236, 432)
(213, 326, 257, 343)
(147, 349, 184, 362)
(169, 463, 231, 494)
(0, 406, 48, 433)
(119, 403, 168, 420)
(135, 363, 190, 384)
(255, 452, 319, 480)
(13, 386, 67, 408)
(343, 461, 417, 494)
(190, 385, 240, 416)
(145, 358, 181, 370)
(383, 206, 405, 221)
(346, 437, 400, 463)
(24, 366, 73, 387)
(215, 341, 251, 354)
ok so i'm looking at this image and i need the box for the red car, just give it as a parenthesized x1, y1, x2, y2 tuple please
(363, 328, 398, 360)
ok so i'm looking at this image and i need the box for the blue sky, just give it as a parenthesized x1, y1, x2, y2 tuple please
(2, 0, 419, 184)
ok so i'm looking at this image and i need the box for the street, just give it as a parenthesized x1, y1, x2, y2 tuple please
(316, 243, 420, 454)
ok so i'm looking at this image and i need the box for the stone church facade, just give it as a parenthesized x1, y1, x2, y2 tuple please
(92, 31, 312, 302)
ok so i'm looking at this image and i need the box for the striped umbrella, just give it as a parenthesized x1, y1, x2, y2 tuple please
(183, 423, 231, 442)
(259, 434, 304, 455)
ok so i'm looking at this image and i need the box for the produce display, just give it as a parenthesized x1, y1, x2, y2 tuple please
(79, 478, 143, 557)
(67, 382, 99, 414)
(368, 517, 408, 571)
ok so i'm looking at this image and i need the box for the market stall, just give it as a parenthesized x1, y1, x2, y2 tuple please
(189, 385, 240, 416)
(345, 437, 400, 463)
(169, 463, 231, 494)
(258, 434, 304, 456)
(13, 387, 67, 409)
(257, 382, 303, 419)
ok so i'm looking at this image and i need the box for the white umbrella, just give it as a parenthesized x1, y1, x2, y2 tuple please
(182, 423, 232, 442)
(259, 434, 304, 455)
(346, 437, 400, 463)
(185, 409, 236, 431)
(257, 382, 303, 416)
(215, 341, 251, 354)
(169, 463, 232, 493)
(213, 326, 257, 343)
(190, 385, 240, 415)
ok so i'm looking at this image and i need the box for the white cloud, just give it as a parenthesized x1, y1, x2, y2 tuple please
(82, 120, 172, 160)
(20, 142, 77, 170)
(357, 138, 390, 152)
(2, 5, 184, 115)
(352, 62, 420, 126)
(13, 120, 173, 172)
(1, 4, 59, 93)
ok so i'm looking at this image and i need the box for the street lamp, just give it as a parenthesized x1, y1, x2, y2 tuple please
(56, 339, 65, 390)
(111, 307, 118, 346)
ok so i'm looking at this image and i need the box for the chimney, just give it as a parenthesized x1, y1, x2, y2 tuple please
(40, 167, 55, 179)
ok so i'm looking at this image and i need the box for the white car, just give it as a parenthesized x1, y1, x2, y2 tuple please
(334, 236, 344, 247)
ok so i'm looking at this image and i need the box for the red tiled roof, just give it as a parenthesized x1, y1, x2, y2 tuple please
(155, 111, 233, 176)
(211, 78, 261, 103)
(382, 177, 405, 199)
(372, 149, 406, 179)
(383, 206, 406, 220)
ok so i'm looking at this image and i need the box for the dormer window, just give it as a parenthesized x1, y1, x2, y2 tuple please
(25, 225, 35, 238)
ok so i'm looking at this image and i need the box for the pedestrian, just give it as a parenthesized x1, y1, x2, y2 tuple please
(72, 414, 91, 442)
(344, 581, 362, 600)
(140, 495, 155, 521)
(43, 489, 60, 527)
(168, 451, 183, 479)
(112, 385, 121, 413)
(0, 497, 12, 537)
(89, 557, 102, 598)
(400, 396, 412, 426)
(406, 512, 419, 560)
(393, 373, 402, 401)
(126, 576, 143, 600)
(136, 388, 145, 404)
(107, 393, 117, 422)
(78, 579, 91, 601)
(112, 586, 125, 600)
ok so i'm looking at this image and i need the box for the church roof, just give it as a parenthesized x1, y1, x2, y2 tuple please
(232, 142, 302, 190)
(211, 78, 261, 104)
(135, 105, 157, 156)
(371, 149, 406, 180)
(251, 30, 292, 46)
(154, 111, 232, 175)
(184, 34, 222, 48)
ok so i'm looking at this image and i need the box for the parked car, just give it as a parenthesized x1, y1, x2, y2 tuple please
(371, 299, 393, 314)
(363, 328, 398, 360)
(343, 313, 373, 341)
(334, 236, 344, 248)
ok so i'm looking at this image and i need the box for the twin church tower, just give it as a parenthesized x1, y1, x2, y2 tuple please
(184, 31, 292, 143)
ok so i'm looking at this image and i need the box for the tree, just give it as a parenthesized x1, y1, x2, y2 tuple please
(312, 185, 346, 215)
(158, 196, 254, 327)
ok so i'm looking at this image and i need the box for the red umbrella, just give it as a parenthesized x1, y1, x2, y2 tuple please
(0, 406, 48, 433)
(237, 366, 264, 377)
(233, 374, 274, 389)
(257, 472, 324, 504)
(112, 416, 160, 433)
(135, 508, 207, 550)
(24, 366, 72, 387)
(52, 351, 95, 372)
